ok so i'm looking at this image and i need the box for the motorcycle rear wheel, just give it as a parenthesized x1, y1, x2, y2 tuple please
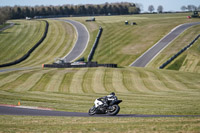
(107, 104, 120, 116)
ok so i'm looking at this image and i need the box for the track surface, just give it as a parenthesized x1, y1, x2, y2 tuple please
(1, 105, 200, 117)
(0, 23, 15, 32)
(130, 22, 200, 67)
(58, 19, 89, 62)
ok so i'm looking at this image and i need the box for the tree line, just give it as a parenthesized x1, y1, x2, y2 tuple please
(181, 5, 200, 11)
(0, 2, 140, 24)
(148, 5, 164, 13)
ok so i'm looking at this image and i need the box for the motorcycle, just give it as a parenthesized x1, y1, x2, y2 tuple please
(88, 98, 122, 116)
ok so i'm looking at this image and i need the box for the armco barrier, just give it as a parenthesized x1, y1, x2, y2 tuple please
(87, 26, 103, 62)
(44, 62, 117, 68)
(159, 34, 200, 69)
(0, 20, 49, 67)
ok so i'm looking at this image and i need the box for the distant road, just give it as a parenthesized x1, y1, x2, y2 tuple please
(57, 19, 89, 62)
(0, 22, 14, 32)
(130, 22, 200, 67)
(1, 105, 200, 117)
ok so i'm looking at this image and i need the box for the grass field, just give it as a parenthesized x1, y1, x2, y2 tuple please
(0, 13, 200, 132)
(68, 13, 200, 67)
(0, 19, 76, 67)
(0, 116, 199, 132)
(0, 67, 200, 132)
(148, 24, 200, 73)
(0, 67, 199, 115)
(0, 20, 45, 65)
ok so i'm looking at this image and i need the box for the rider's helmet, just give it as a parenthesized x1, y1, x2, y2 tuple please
(110, 92, 115, 96)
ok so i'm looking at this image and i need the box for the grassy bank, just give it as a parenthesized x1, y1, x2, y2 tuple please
(0, 20, 45, 65)
(0, 13, 200, 132)
(148, 24, 200, 73)
(0, 115, 200, 133)
(69, 13, 200, 66)
(0, 67, 199, 115)
(0, 19, 76, 68)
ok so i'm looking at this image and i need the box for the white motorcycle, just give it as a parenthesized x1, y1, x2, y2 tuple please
(88, 97, 122, 116)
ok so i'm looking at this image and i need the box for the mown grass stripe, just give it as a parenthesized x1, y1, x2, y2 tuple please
(150, 70, 183, 91)
(0, 22, 23, 63)
(136, 69, 159, 92)
(14, 70, 50, 92)
(82, 69, 95, 93)
(145, 71, 172, 92)
(0, 71, 28, 88)
(30, 70, 56, 91)
(27, 20, 59, 66)
(128, 68, 156, 93)
(53, 21, 74, 58)
(92, 68, 107, 94)
(45, 71, 65, 92)
(112, 69, 129, 93)
(0, 72, 33, 91)
(69, 68, 88, 93)
(122, 69, 140, 93)
(104, 68, 115, 93)
(59, 71, 74, 93)
(2, 22, 31, 62)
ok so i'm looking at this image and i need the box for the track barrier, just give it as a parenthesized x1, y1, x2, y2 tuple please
(159, 34, 200, 69)
(0, 20, 49, 67)
(44, 61, 117, 68)
(87, 26, 103, 62)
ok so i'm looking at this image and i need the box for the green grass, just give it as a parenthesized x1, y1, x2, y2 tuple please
(167, 55, 187, 70)
(0, 20, 45, 64)
(68, 13, 200, 67)
(148, 24, 200, 73)
(0, 116, 200, 133)
(0, 19, 76, 68)
(0, 67, 200, 132)
(0, 67, 200, 115)
(1, 13, 200, 132)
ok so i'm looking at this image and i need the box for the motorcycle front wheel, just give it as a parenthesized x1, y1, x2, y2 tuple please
(88, 106, 96, 116)
(107, 104, 120, 116)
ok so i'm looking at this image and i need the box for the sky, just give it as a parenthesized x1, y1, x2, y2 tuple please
(0, 0, 199, 12)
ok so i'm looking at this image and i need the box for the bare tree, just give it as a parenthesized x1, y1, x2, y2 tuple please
(157, 5, 163, 13)
(148, 5, 154, 13)
(181, 5, 187, 11)
(187, 5, 197, 11)
(198, 5, 200, 11)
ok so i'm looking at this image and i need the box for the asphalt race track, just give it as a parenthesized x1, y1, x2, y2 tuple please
(1, 105, 200, 118)
(130, 22, 200, 67)
(59, 19, 89, 62)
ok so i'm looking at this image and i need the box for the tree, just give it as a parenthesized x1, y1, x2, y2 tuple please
(148, 5, 154, 13)
(198, 5, 200, 11)
(187, 5, 197, 11)
(0, 7, 10, 24)
(157, 5, 163, 13)
(181, 5, 187, 11)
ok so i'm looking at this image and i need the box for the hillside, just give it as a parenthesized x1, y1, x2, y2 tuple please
(0, 13, 200, 133)
(148, 24, 200, 73)
(70, 13, 200, 67)
(0, 67, 199, 115)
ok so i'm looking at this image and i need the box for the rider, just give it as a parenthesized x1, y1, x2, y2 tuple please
(97, 92, 118, 107)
